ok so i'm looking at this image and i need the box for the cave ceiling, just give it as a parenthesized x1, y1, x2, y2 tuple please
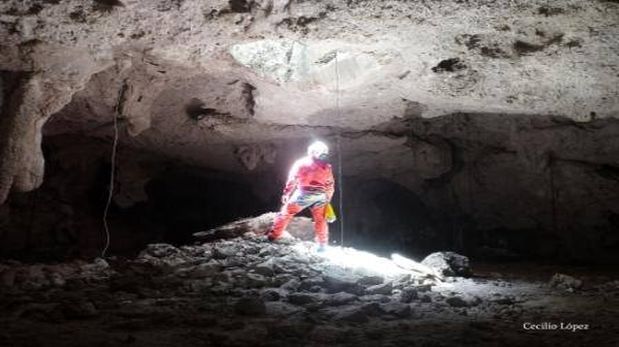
(0, 0, 618, 202)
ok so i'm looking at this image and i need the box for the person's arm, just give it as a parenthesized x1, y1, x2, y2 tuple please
(282, 160, 301, 203)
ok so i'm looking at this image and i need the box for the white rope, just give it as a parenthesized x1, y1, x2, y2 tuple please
(337, 135, 345, 247)
(334, 51, 345, 247)
(101, 83, 123, 258)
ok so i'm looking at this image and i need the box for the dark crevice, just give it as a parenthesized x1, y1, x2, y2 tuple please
(185, 98, 230, 121)
(242, 83, 256, 117)
(228, 0, 251, 13)
(93, 0, 125, 12)
(432, 58, 467, 73)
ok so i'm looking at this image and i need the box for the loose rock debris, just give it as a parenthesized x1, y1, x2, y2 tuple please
(0, 233, 618, 346)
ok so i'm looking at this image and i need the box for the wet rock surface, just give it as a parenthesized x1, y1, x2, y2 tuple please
(1, 235, 618, 346)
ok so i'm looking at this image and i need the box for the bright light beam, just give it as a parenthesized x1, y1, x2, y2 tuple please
(292, 244, 413, 278)
(391, 253, 442, 280)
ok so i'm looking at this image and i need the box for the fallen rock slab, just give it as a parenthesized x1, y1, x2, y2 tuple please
(193, 213, 314, 241)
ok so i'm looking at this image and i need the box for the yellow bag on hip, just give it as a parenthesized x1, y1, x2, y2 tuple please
(325, 203, 337, 223)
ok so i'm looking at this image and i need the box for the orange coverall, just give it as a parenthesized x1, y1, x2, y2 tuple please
(268, 156, 335, 245)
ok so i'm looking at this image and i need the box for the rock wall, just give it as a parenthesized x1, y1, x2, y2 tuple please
(3, 112, 618, 263)
(0, 42, 110, 204)
(0, 134, 279, 260)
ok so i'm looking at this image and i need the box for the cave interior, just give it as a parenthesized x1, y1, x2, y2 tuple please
(0, 0, 618, 346)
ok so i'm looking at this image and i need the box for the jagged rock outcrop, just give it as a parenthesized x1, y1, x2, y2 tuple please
(0, 41, 110, 203)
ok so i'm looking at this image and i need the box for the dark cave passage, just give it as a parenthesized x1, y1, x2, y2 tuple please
(2, 112, 619, 265)
(0, 135, 279, 260)
(145, 168, 270, 246)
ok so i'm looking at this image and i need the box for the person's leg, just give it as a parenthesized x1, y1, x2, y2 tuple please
(267, 193, 305, 241)
(268, 202, 303, 240)
(310, 203, 328, 246)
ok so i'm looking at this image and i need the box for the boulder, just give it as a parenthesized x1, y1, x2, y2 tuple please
(421, 252, 472, 277)
(299, 276, 325, 291)
(279, 278, 301, 291)
(380, 302, 412, 318)
(549, 273, 583, 290)
(253, 259, 275, 276)
(365, 282, 393, 296)
(213, 244, 239, 259)
(323, 275, 364, 295)
(142, 244, 180, 258)
(445, 295, 481, 308)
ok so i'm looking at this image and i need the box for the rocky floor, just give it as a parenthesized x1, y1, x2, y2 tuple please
(1, 233, 618, 347)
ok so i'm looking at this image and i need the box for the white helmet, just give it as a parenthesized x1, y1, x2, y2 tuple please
(307, 140, 329, 160)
